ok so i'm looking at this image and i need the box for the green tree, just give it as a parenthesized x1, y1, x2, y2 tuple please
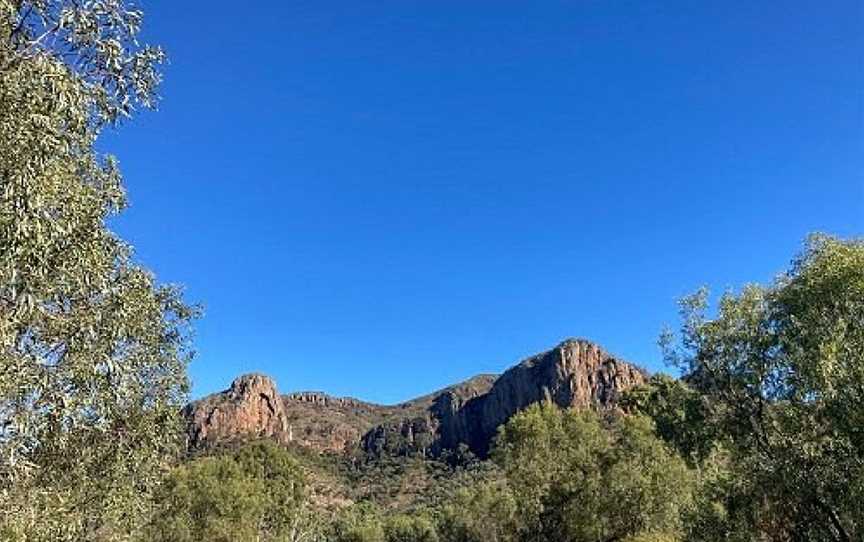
(330, 503, 387, 542)
(0, 1, 193, 540)
(384, 514, 439, 542)
(437, 481, 520, 542)
(493, 403, 694, 542)
(662, 234, 864, 541)
(622, 374, 717, 464)
(147, 454, 263, 542)
(333, 508, 439, 542)
(147, 441, 310, 542)
(233, 440, 309, 537)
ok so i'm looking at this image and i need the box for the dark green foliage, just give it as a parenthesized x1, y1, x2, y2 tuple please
(329, 504, 439, 542)
(493, 403, 694, 542)
(146, 441, 310, 542)
(329, 504, 387, 542)
(384, 515, 439, 542)
(436, 481, 520, 542)
(622, 374, 717, 464)
(336, 454, 501, 512)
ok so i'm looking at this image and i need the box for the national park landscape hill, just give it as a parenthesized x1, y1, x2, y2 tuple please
(183, 338, 648, 459)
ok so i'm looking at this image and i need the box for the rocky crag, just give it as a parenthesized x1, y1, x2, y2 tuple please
(184, 339, 647, 458)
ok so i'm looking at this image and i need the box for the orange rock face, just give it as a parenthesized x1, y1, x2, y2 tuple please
(184, 373, 291, 447)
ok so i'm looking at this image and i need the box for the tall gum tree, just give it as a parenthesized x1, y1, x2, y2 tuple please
(0, 1, 197, 540)
(661, 235, 863, 541)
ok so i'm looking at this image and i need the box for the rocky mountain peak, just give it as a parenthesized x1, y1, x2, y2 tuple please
(184, 373, 290, 448)
(472, 338, 646, 453)
(229, 373, 279, 398)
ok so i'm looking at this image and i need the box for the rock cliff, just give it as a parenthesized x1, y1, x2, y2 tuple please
(183, 339, 646, 457)
(358, 339, 647, 457)
(183, 373, 402, 452)
(470, 338, 647, 454)
(184, 373, 291, 448)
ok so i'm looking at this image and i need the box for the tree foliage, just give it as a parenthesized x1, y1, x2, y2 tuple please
(658, 234, 864, 541)
(329, 503, 388, 542)
(436, 481, 520, 542)
(621, 373, 717, 464)
(146, 441, 312, 542)
(493, 403, 694, 542)
(0, 1, 193, 540)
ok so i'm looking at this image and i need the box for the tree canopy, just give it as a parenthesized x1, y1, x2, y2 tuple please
(655, 234, 864, 541)
(146, 441, 311, 542)
(493, 403, 694, 542)
(0, 1, 194, 540)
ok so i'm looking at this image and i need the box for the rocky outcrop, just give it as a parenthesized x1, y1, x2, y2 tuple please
(285, 392, 372, 409)
(360, 417, 436, 457)
(184, 373, 291, 448)
(183, 339, 646, 458)
(184, 374, 400, 452)
(469, 338, 646, 454)
(429, 387, 488, 453)
(358, 339, 646, 458)
(356, 374, 497, 458)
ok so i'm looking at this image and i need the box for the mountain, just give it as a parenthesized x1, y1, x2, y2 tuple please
(183, 339, 647, 458)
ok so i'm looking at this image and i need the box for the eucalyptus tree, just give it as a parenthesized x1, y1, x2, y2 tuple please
(662, 235, 864, 541)
(493, 403, 694, 542)
(0, 1, 196, 540)
(147, 441, 312, 542)
(436, 481, 520, 542)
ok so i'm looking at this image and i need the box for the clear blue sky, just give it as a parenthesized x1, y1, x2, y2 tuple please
(103, 1, 863, 403)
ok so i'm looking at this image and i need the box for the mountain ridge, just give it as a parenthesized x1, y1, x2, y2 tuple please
(183, 338, 647, 457)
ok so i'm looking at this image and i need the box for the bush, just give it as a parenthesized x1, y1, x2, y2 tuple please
(145, 441, 308, 542)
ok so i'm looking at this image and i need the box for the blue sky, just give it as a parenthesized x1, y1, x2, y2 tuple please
(104, 1, 863, 403)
